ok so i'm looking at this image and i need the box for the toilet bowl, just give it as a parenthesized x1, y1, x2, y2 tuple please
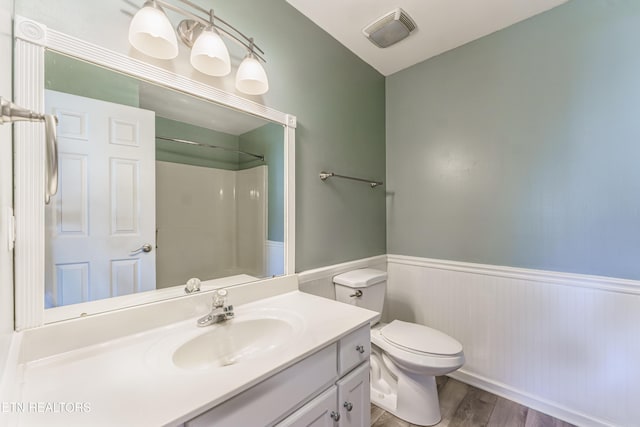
(333, 268, 465, 426)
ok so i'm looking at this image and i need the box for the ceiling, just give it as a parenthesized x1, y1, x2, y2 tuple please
(138, 81, 268, 136)
(286, 0, 569, 76)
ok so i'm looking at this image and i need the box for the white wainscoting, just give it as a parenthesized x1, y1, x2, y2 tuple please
(266, 240, 285, 278)
(387, 254, 640, 427)
(297, 255, 387, 301)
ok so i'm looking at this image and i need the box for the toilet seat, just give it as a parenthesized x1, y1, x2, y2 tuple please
(380, 320, 463, 356)
(371, 321, 465, 375)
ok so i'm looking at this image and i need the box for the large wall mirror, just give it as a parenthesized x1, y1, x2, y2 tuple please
(13, 17, 295, 328)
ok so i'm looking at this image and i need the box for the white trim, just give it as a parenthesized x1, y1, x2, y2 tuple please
(298, 255, 387, 283)
(387, 254, 640, 296)
(284, 116, 295, 276)
(13, 17, 296, 329)
(14, 37, 45, 330)
(448, 370, 615, 427)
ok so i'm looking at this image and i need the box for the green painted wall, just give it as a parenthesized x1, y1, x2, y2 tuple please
(203, 0, 387, 270)
(45, 51, 140, 107)
(387, 0, 640, 280)
(155, 117, 241, 170)
(17, 0, 387, 272)
(239, 123, 285, 242)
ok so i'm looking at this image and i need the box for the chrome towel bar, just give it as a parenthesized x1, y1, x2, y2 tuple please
(1, 96, 58, 204)
(319, 171, 383, 188)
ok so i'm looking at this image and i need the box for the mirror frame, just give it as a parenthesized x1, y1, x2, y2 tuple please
(13, 16, 296, 330)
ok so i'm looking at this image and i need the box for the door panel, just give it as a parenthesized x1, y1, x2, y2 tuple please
(45, 90, 156, 307)
(55, 263, 88, 306)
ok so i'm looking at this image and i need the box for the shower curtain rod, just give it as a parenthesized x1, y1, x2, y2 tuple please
(157, 136, 265, 161)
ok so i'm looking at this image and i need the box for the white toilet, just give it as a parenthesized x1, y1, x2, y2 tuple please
(333, 268, 465, 426)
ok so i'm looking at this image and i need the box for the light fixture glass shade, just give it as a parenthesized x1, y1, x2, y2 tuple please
(190, 27, 231, 76)
(128, 2, 179, 60)
(235, 54, 269, 95)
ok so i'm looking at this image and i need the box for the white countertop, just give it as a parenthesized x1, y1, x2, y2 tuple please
(8, 291, 376, 427)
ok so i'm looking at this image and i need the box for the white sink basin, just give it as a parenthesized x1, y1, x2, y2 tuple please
(145, 308, 304, 371)
(173, 317, 296, 369)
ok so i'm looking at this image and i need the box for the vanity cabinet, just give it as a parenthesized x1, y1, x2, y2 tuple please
(183, 325, 371, 427)
(277, 362, 370, 427)
(335, 362, 370, 427)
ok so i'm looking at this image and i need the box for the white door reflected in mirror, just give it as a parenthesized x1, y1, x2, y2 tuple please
(45, 90, 156, 308)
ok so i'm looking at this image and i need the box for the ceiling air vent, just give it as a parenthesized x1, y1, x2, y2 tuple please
(363, 8, 417, 48)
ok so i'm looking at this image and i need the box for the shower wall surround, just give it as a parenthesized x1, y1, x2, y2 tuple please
(156, 162, 269, 288)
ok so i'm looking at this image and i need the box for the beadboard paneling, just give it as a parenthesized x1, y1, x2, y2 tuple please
(386, 255, 639, 427)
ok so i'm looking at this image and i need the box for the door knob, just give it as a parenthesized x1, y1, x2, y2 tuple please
(343, 401, 353, 412)
(131, 243, 152, 254)
(330, 411, 340, 421)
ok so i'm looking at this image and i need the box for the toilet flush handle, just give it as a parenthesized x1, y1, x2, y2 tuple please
(349, 290, 363, 298)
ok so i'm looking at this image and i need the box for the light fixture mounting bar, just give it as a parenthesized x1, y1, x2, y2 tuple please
(176, 0, 265, 56)
(153, 0, 266, 61)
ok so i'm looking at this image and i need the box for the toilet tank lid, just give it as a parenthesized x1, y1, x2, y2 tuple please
(333, 268, 387, 288)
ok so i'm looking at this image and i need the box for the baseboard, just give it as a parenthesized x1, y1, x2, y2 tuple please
(449, 370, 615, 427)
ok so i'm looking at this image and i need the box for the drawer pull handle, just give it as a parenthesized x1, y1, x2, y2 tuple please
(356, 345, 365, 354)
(343, 401, 353, 412)
(330, 411, 340, 421)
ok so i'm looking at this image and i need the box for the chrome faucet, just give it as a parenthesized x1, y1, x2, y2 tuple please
(197, 289, 234, 327)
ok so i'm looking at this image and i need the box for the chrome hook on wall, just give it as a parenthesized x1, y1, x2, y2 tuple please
(1, 96, 59, 204)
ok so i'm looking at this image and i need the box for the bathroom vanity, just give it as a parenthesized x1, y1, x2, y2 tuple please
(185, 321, 371, 427)
(2, 277, 376, 426)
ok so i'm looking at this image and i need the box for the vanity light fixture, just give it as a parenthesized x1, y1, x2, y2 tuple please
(128, 1, 179, 59)
(235, 39, 269, 95)
(128, 0, 269, 95)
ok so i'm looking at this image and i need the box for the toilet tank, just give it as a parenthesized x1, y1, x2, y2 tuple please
(333, 268, 387, 325)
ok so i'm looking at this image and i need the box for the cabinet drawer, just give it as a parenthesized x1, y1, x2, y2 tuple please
(276, 386, 337, 427)
(185, 344, 337, 427)
(338, 326, 370, 376)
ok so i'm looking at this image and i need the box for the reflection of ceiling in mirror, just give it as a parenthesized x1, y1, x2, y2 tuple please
(138, 81, 268, 136)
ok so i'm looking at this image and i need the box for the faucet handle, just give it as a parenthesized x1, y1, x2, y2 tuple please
(222, 305, 234, 320)
(184, 277, 201, 294)
(212, 289, 228, 308)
